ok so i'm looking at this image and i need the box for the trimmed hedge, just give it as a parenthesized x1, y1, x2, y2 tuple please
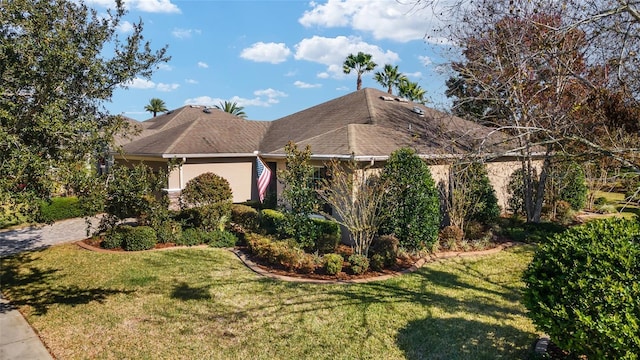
(245, 233, 315, 273)
(155, 220, 182, 244)
(323, 253, 343, 275)
(231, 204, 259, 232)
(39, 196, 87, 222)
(178, 202, 231, 231)
(348, 254, 369, 275)
(522, 218, 640, 359)
(122, 226, 157, 251)
(260, 209, 286, 237)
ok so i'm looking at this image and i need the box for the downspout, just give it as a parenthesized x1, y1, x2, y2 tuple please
(180, 157, 186, 189)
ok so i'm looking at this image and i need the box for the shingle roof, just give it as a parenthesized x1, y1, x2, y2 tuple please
(121, 106, 270, 156)
(260, 88, 513, 157)
(118, 88, 514, 159)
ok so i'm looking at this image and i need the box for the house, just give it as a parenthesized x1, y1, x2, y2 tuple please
(115, 88, 526, 210)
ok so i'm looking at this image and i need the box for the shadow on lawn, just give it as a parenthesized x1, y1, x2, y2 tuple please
(397, 316, 536, 360)
(0, 250, 133, 315)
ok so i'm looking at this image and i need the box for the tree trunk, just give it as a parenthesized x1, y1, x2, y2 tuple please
(357, 75, 362, 90)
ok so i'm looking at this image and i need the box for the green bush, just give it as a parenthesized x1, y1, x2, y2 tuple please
(180, 172, 232, 208)
(39, 196, 86, 222)
(369, 234, 398, 268)
(179, 202, 231, 232)
(313, 218, 341, 254)
(122, 226, 157, 251)
(260, 209, 287, 237)
(102, 226, 127, 249)
(380, 148, 441, 251)
(522, 218, 640, 359)
(207, 229, 237, 248)
(323, 253, 344, 275)
(231, 204, 260, 232)
(246, 234, 307, 271)
(558, 162, 588, 211)
(449, 162, 500, 227)
(154, 220, 182, 244)
(178, 228, 207, 246)
(369, 254, 385, 272)
(348, 254, 370, 275)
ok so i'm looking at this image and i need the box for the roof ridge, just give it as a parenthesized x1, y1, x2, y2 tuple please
(165, 118, 200, 154)
(363, 88, 376, 125)
(296, 125, 349, 148)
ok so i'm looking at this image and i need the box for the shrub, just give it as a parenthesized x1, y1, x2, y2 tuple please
(180, 172, 232, 208)
(313, 218, 341, 254)
(102, 226, 127, 249)
(207, 229, 237, 248)
(323, 253, 344, 275)
(439, 225, 463, 251)
(297, 253, 317, 274)
(260, 209, 287, 237)
(522, 218, 640, 359)
(369, 234, 399, 268)
(558, 162, 587, 211)
(155, 220, 182, 244)
(464, 221, 485, 240)
(177, 228, 206, 246)
(348, 254, 370, 275)
(39, 196, 86, 222)
(122, 226, 157, 251)
(554, 200, 575, 225)
(231, 204, 259, 232)
(380, 148, 440, 251)
(369, 254, 385, 272)
(179, 202, 231, 232)
(447, 162, 500, 229)
(246, 234, 307, 271)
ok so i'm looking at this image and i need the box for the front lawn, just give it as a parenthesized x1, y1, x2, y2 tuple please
(0, 244, 538, 359)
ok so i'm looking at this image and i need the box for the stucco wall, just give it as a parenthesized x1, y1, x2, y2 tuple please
(168, 158, 255, 203)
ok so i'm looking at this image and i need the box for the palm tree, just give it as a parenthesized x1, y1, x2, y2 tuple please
(398, 79, 428, 104)
(215, 101, 247, 118)
(144, 98, 168, 117)
(374, 64, 407, 95)
(342, 52, 377, 91)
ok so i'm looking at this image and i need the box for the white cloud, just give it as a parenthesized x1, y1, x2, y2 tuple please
(405, 71, 423, 78)
(197, 61, 209, 68)
(121, 77, 178, 92)
(184, 88, 288, 109)
(294, 35, 399, 78)
(156, 63, 172, 71)
(156, 83, 180, 92)
(124, 77, 155, 89)
(240, 42, 291, 64)
(336, 86, 350, 91)
(254, 88, 288, 104)
(299, 0, 440, 43)
(86, 0, 181, 14)
(184, 96, 223, 107)
(117, 20, 134, 33)
(185, 79, 198, 84)
(294, 81, 322, 89)
(135, 0, 180, 14)
(317, 72, 330, 79)
(419, 55, 433, 66)
(172, 28, 201, 39)
(284, 70, 298, 77)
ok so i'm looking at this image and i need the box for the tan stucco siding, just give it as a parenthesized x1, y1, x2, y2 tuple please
(170, 159, 254, 203)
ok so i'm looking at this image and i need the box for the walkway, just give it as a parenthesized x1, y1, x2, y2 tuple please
(1, 217, 100, 360)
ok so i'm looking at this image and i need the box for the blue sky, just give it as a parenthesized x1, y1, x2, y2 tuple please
(89, 0, 453, 121)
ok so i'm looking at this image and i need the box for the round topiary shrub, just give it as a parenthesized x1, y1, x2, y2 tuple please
(181, 172, 232, 208)
(522, 217, 640, 359)
(323, 253, 344, 275)
(102, 226, 127, 249)
(122, 226, 157, 251)
(348, 254, 370, 275)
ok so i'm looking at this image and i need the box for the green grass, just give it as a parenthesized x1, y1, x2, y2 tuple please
(0, 245, 539, 360)
(588, 191, 640, 220)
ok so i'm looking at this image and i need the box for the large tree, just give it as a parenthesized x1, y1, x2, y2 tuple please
(374, 64, 407, 95)
(144, 98, 168, 117)
(398, 78, 428, 104)
(342, 52, 377, 90)
(0, 0, 169, 220)
(214, 101, 247, 118)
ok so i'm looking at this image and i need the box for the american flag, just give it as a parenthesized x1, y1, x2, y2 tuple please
(256, 156, 272, 202)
